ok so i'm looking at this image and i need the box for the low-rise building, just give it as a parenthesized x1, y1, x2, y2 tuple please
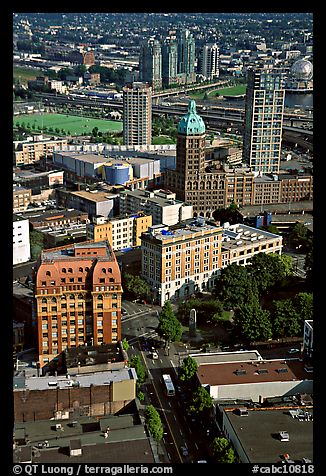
(86, 213, 152, 250)
(120, 189, 193, 226)
(13, 185, 31, 212)
(57, 189, 119, 219)
(13, 136, 68, 167)
(13, 214, 31, 265)
(221, 223, 283, 267)
(197, 358, 313, 402)
(13, 367, 137, 422)
(222, 405, 313, 463)
(27, 209, 89, 230)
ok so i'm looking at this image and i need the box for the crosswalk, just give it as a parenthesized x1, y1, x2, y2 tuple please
(127, 330, 159, 345)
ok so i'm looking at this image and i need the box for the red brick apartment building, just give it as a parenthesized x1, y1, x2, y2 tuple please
(35, 241, 122, 368)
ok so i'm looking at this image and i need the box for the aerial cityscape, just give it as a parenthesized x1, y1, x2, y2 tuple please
(12, 12, 313, 470)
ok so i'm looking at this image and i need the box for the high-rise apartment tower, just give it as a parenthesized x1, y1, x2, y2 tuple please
(123, 82, 152, 147)
(201, 43, 220, 80)
(243, 67, 285, 175)
(139, 39, 162, 91)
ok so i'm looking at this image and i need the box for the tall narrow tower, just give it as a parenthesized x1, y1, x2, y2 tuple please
(201, 43, 220, 80)
(243, 67, 285, 175)
(139, 39, 162, 91)
(162, 38, 178, 88)
(165, 100, 206, 215)
(177, 29, 196, 84)
(122, 82, 152, 147)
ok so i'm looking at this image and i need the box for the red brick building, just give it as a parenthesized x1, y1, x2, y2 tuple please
(35, 241, 122, 368)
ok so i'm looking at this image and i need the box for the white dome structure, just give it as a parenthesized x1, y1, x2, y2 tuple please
(290, 59, 313, 81)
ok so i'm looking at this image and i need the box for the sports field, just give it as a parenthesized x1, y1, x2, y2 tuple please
(13, 113, 123, 136)
(189, 84, 246, 100)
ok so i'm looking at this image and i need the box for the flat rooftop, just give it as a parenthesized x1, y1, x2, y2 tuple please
(71, 190, 118, 202)
(239, 201, 313, 216)
(221, 223, 281, 250)
(121, 189, 185, 207)
(144, 219, 221, 242)
(197, 359, 313, 387)
(224, 406, 313, 463)
(190, 350, 263, 366)
(14, 414, 154, 463)
(40, 240, 114, 262)
(13, 367, 137, 391)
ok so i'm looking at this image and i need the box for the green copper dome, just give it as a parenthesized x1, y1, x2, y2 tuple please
(177, 100, 206, 135)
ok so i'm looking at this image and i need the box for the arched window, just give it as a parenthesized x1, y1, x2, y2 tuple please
(102, 268, 106, 273)
(61, 295, 66, 300)
(69, 294, 75, 299)
(42, 298, 47, 303)
(213, 181, 218, 189)
(46, 271, 51, 276)
(51, 297, 57, 303)
(97, 295, 103, 300)
(200, 212, 205, 217)
(85, 267, 89, 272)
(62, 268, 66, 273)
(108, 268, 112, 273)
(79, 267, 83, 272)
(206, 211, 211, 218)
(112, 293, 117, 300)
(68, 268, 73, 273)
(78, 294, 83, 299)
(206, 181, 211, 189)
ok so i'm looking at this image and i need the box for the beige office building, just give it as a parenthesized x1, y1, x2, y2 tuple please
(123, 82, 152, 146)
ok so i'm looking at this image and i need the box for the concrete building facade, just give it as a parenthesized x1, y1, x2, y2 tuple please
(243, 67, 286, 175)
(122, 82, 152, 147)
(13, 214, 31, 265)
(201, 43, 220, 80)
(119, 189, 193, 226)
(13, 136, 68, 166)
(13, 185, 31, 212)
(141, 219, 223, 306)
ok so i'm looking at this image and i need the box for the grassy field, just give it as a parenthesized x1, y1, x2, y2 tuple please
(189, 84, 247, 100)
(13, 66, 41, 84)
(13, 113, 123, 136)
(152, 135, 176, 145)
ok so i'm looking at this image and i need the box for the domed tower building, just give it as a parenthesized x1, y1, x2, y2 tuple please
(286, 59, 313, 92)
(165, 100, 208, 217)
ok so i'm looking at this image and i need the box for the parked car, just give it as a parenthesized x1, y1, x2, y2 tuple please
(151, 351, 159, 360)
(287, 348, 300, 354)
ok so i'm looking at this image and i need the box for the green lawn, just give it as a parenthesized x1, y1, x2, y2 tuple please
(152, 135, 176, 145)
(13, 113, 123, 136)
(13, 66, 41, 84)
(189, 84, 246, 100)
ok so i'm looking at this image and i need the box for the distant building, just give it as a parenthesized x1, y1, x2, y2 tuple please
(303, 320, 313, 362)
(141, 219, 223, 306)
(34, 241, 122, 367)
(13, 185, 31, 212)
(13, 214, 30, 265)
(177, 29, 196, 84)
(119, 189, 193, 226)
(243, 67, 286, 175)
(161, 38, 178, 88)
(49, 79, 67, 94)
(139, 39, 162, 91)
(57, 189, 119, 219)
(13, 136, 68, 167)
(86, 213, 152, 251)
(122, 82, 152, 147)
(201, 43, 220, 80)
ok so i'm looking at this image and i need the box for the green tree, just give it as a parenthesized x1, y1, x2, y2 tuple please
(249, 253, 289, 293)
(188, 386, 213, 415)
(121, 337, 129, 351)
(122, 273, 151, 301)
(289, 223, 309, 249)
(129, 355, 146, 384)
(270, 299, 301, 338)
(233, 296, 272, 342)
(212, 204, 239, 225)
(215, 264, 258, 309)
(260, 224, 280, 234)
(292, 293, 313, 322)
(145, 405, 163, 442)
(278, 254, 294, 278)
(179, 356, 198, 382)
(157, 301, 182, 345)
(211, 437, 236, 463)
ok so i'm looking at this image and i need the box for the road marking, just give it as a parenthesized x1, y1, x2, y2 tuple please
(167, 453, 171, 460)
(160, 359, 163, 364)
(140, 341, 183, 463)
(170, 360, 178, 376)
(173, 415, 177, 421)
(195, 443, 199, 450)
(188, 428, 192, 434)
(168, 401, 171, 407)
(179, 430, 183, 436)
